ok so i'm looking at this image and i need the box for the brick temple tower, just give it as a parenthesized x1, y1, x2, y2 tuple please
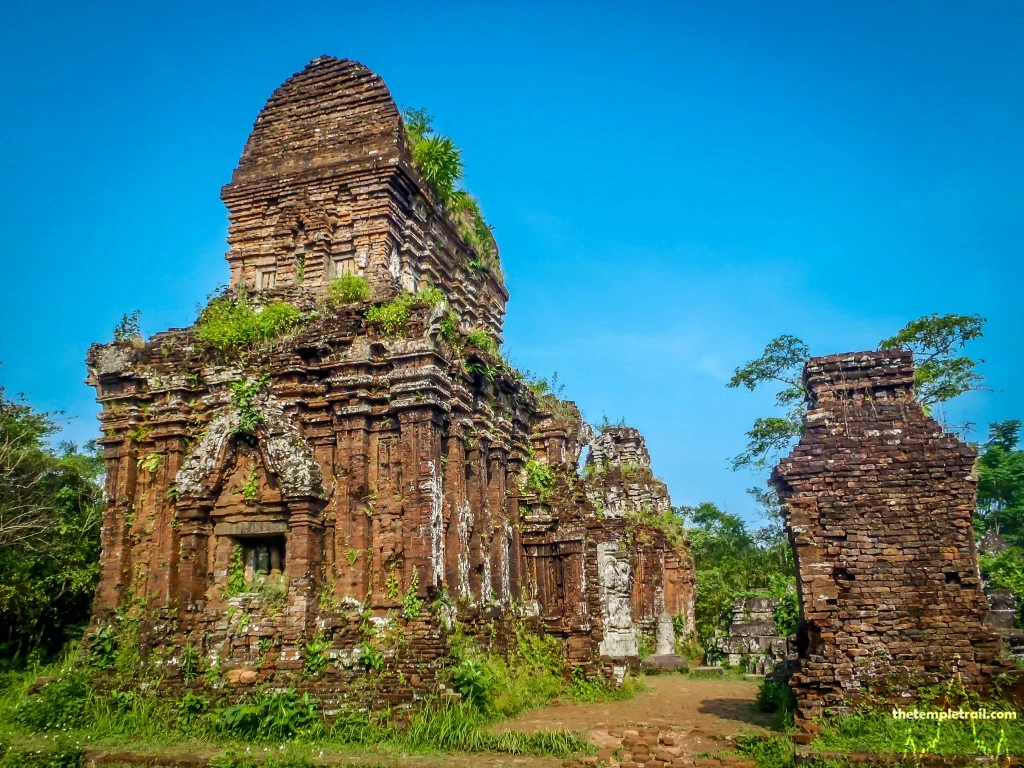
(85, 57, 693, 702)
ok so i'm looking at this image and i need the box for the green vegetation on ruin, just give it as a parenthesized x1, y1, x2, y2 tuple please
(362, 286, 445, 339)
(195, 291, 304, 353)
(402, 107, 501, 278)
(325, 274, 370, 305)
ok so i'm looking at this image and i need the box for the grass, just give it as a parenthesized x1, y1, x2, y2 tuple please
(0, 638, 600, 766)
(735, 675, 1024, 765)
(811, 707, 1024, 757)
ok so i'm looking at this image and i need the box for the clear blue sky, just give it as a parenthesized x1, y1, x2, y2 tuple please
(1, 1, 1021, 525)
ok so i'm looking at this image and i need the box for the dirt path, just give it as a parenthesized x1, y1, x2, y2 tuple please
(503, 675, 772, 738)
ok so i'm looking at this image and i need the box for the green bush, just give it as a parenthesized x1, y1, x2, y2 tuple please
(212, 688, 319, 741)
(451, 658, 496, 712)
(438, 311, 460, 345)
(565, 666, 635, 703)
(302, 633, 330, 677)
(364, 289, 445, 339)
(524, 460, 554, 499)
(196, 296, 302, 352)
(15, 675, 92, 732)
(410, 135, 462, 201)
(773, 589, 800, 637)
(465, 329, 497, 355)
(112, 310, 142, 343)
(85, 625, 117, 669)
(402, 108, 500, 276)
(358, 642, 384, 672)
(326, 274, 370, 305)
(365, 294, 415, 338)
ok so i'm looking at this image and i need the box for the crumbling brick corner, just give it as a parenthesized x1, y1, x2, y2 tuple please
(771, 350, 1022, 725)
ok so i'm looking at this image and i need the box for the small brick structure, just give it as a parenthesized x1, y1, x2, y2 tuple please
(771, 351, 1019, 723)
(84, 56, 693, 704)
(583, 427, 695, 662)
(714, 596, 791, 675)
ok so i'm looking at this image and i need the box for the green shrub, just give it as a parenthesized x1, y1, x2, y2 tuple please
(637, 633, 654, 662)
(326, 274, 370, 305)
(410, 135, 462, 201)
(773, 589, 800, 637)
(302, 633, 330, 677)
(212, 688, 319, 741)
(438, 311, 460, 345)
(418, 286, 445, 308)
(402, 108, 500, 277)
(565, 666, 634, 703)
(404, 108, 463, 202)
(365, 295, 414, 338)
(15, 675, 92, 732)
(85, 625, 117, 669)
(465, 328, 497, 355)
(112, 310, 142, 343)
(364, 289, 445, 339)
(358, 642, 384, 672)
(196, 296, 302, 352)
(451, 658, 496, 712)
(176, 691, 210, 729)
(524, 459, 554, 499)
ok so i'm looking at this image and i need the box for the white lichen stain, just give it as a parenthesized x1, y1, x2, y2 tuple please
(422, 460, 445, 587)
(457, 499, 471, 599)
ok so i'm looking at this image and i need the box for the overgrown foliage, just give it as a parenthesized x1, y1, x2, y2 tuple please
(325, 274, 370, 305)
(445, 621, 635, 720)
(196, 291, 303, 353)
(0, 641, 595, 762)
(523, 459, 554, 500)
(681, 501, 794, 655)
(112, 310, 142, 343)
(364, 288, 445, 339)
(402, 108, 500, 276)
(230, 376, 270, 435)
(0, 384, 103, 667)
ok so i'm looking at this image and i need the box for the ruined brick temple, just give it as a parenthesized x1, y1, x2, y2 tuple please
(772, 351, 1019, 724)
(85, 56, 694, 701)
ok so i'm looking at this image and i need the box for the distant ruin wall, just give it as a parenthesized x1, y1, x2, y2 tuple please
(584, 427, 696, 657)
(771, 351, 1017, 723)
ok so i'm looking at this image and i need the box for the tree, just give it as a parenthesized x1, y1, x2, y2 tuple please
(0, 382, 104, 666)
(726, 335, 809, 471)
(728, 314, 987, 472)
(878, 313, 986, 407)
(680, 502, 793, 649)
(976, 420, 1024, 543)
